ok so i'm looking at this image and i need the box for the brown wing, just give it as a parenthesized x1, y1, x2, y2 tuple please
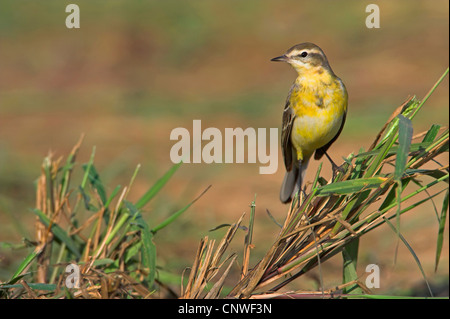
(314, 110, 346, 160)
(281, 85, 296, 171)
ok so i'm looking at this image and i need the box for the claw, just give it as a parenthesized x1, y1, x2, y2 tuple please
(324, 151, 345, 181)
(331, 163, 345, 181)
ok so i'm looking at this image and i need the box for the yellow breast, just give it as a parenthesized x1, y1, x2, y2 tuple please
(289, 70, 347, 160)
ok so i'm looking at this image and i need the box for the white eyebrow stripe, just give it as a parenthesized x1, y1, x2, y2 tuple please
(289, 48, 322, 56)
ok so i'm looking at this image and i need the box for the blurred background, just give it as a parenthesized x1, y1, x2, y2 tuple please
(0, 0, 448, 295)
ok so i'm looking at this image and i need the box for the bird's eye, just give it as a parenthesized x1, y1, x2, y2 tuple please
(300, 51, 308, 58)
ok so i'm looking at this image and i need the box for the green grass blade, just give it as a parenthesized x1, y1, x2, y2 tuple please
(365, 133, 396, 178)
(79, 258, 115, 267)
(135, 161, 182, 210)
(124, 242, 142, 263)
(34, 209, 81, 259)
(58, 136, 83, 202)
(105, 185, 121, 209)
(81, 146, 96, 189)
(265, 209, 283, 228)
(362, 188, 447, 235)
(393, 180, 402, 262)
(78, 185, 97, 212)
(125, 201, 157, 286)
(342, 239, 362, 294)
(8, 250, 39, 284)
(59, 158, 75, 201)
(422, 124, 441, 143)
(246, 197, 256, 250)
(102, 184, 121, 225)
(410, 67, 449, 120)
(379, 98, 418, 146)
(82, 164, 107, 205)
(394, 115, 413, 180)
(151, 185, 211, 234)
(242, 196, 256, 277)
(435, 188, 449, 272)
(378, 178, 411, 212)
(384, 217, 433, 297)
(0, 283, 57, 291)
(375, 174, 448, 220)
(311, 162, 323, 190)
(355, 142, 431, 159)
(392, 115, 414, 256)
(316, 177, 386, 196)
(404, 169, 448, 181)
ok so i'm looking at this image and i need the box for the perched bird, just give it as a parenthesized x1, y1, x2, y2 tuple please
(272, 43, 347, 203)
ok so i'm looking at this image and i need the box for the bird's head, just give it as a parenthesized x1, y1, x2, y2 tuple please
(271, 42, 333, 75)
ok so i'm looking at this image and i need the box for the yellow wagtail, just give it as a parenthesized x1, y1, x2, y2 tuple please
(271, 43, 347, 203)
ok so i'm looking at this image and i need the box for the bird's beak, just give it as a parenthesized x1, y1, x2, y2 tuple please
(271, 54, 289, 62)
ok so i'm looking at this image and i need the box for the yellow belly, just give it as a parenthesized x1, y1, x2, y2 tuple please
(289, 77, 347, 160)
(292, 108, 344, 160)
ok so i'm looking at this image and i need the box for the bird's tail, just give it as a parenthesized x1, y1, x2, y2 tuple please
(280, 158, 309, 204)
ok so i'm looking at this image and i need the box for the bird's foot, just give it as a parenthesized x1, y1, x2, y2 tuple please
(331, 162, 345, 181)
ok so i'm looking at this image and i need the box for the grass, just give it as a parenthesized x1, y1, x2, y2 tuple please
(0, 68, 448, 299)
(0, 136, 209, 298)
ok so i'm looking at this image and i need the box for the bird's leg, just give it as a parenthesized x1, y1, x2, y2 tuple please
(301, 185, 307, 197)
(324, 151, 345, 181)
(294, 188, 307, 208)
(296, 190, 301, 208)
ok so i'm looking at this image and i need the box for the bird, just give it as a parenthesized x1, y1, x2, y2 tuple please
(271, 42, 347, 203)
